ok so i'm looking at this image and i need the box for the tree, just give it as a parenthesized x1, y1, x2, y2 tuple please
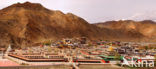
(115, 52, 120, 60)
(145, 46, 148, 50)
(88, 43, 92, 47)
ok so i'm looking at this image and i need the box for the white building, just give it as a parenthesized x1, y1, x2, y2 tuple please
(0, 50, 4, 59)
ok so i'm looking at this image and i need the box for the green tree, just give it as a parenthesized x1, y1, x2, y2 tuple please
(145, 46, 148, 50)
(115, 52, 120, 60)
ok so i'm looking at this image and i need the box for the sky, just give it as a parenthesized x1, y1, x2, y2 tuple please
(0, 0, 156, 23)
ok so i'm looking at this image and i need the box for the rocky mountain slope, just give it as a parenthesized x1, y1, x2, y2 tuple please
(0, 2, 155, 48)
(94, 20, 156, 42)
(0, 2, 104, 48)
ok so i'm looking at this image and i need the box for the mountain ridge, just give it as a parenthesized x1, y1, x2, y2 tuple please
(0, 2, 155, 48)
(0, 2, 103, 48)
(94, 20, 156, 42)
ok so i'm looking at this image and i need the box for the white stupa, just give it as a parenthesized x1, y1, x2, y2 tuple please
(0, 50, 3, 59)
(5, 44, 12, 56)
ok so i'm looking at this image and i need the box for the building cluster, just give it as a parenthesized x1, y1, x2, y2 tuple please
(0, 37, 155, 66)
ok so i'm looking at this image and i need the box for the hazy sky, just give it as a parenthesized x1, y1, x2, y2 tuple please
(0, 0, 156, 23)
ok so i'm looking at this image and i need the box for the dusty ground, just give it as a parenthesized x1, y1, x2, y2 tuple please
(79, 64, 126, 69)
(0, 65, 72, 69)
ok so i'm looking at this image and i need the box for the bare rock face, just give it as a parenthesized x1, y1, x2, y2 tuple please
(0, 2, 155, 48)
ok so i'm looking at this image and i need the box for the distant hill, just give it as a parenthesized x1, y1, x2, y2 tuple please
(0, 2, 155, 48)
(94, 20, 156, 42)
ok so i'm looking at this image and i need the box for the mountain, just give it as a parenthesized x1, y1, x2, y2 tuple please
(128, 12, 156, 21)
(0, 2, 104, 48)
(0, 2, 155, 48)
(94, 20, 156, 42)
